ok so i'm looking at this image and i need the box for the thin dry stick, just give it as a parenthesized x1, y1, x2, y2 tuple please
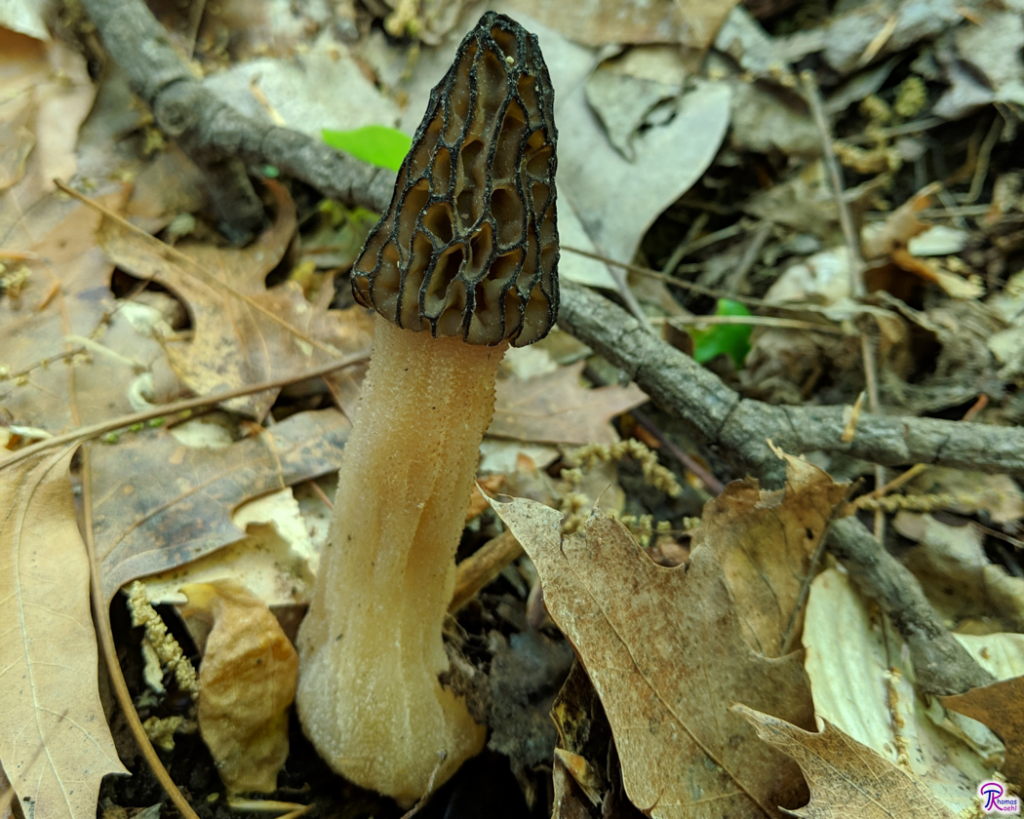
(661, 210, 709, 276)
(450, 530, 523, 613)
(398, 752, 448, 819)
(801, 71, 865, 296)
(54, 180, 340, 357)
(62, 258, 202, 819)
(966, 112, 1003, 204)
(228, 798, 313, 819)
(653, 315, 846, 334)
(856, 13, 897, 68)
(870, 463, 929, 499)
(0, 350, 370, 472)
(631, 406, 725, 495)
(803, 70, 886, 539)
(726, 220, 771, 295)
(562, 244, 774, 308)
(80, 447, 204, 819)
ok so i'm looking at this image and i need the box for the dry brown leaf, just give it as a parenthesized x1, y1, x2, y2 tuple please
(0, 31, 94, 194)
(492, 457, 840, 818)
(890, 249, 984, 300)
(734, 706, 958, 819)
(943, 676, 1024, 786)
(180, 580, 298, 794)
(503, 0, 738, 55)
(0, 449, 127, 819)
(706, 454, 848, 657)
(98, 182, 371, 420)
(490, 362, 647, 446)
(92, 409, 350, 602)
(0, 190, 148, 433)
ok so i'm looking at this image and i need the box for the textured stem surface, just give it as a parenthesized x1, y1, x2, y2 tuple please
(297, 317, 500, 803)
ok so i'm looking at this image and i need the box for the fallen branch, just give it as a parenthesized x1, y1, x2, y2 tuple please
(826, 516, 993, 697)
(557, 280, 1024, 487)
(80, 0, 398, 237)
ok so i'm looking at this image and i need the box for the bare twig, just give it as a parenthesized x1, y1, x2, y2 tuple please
(801, 70, 865, 296)
(725, 220, 772, 295)
(803, 70, 886, 538)
(557, 280, 1024, 486)
(450, 530, 523, 613)
(653, 315, 846, 334)
(79, 0, 397, 219)
(562, 244, 771, 308)
(966, 112, 1003, 204)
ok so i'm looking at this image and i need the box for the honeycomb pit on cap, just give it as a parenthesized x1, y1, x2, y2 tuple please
(351, 11, 559, 346)
(295, 12, 559, 805)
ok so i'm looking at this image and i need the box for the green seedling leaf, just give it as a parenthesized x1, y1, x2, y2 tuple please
(691, 299, 752, 369)
(322, 125, 412, 172)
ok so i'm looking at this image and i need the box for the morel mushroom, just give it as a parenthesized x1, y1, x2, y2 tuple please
(296, 12, 558, 804)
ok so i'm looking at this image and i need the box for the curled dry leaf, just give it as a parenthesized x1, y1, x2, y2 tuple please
(180, 579, 298, 795)
(0, 450, 127, 819)
(491, 452, 846, 818)
(943, 677, 1024, 786)
(734, 706, 957, 819)
(706, 452, 848, 657)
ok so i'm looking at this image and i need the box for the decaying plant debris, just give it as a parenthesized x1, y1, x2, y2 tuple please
(2, 1, 1024, 818)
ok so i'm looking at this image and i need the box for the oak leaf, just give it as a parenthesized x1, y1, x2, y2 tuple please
(0, 450, 127, 819)
(943, 676, 1024, 786)
(0, 190, 151, 434)
(491, 361, 647, 446)
(91, 408, 350, 602)
(491, 456, 847, 818)
(98, 182, 371, 420)
(735, 706, 957, 819)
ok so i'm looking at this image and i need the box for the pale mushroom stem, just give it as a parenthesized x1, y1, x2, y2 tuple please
(297, 316, 502, 803)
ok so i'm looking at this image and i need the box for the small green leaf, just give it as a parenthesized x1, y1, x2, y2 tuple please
(322, 125, 412, 172)
(690, 299, 752, 369)
(262, 165, 279, 178)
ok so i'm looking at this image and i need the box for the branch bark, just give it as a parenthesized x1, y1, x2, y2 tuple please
(557, 280, 1024, 487)
(827, 516, 994, 696)
(80, 0, 398, 235)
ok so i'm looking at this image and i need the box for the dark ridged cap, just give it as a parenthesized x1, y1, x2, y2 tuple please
(351, 12, 558, 346)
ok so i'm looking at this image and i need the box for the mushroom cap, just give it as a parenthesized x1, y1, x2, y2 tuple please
(351, 12, 559, 347)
